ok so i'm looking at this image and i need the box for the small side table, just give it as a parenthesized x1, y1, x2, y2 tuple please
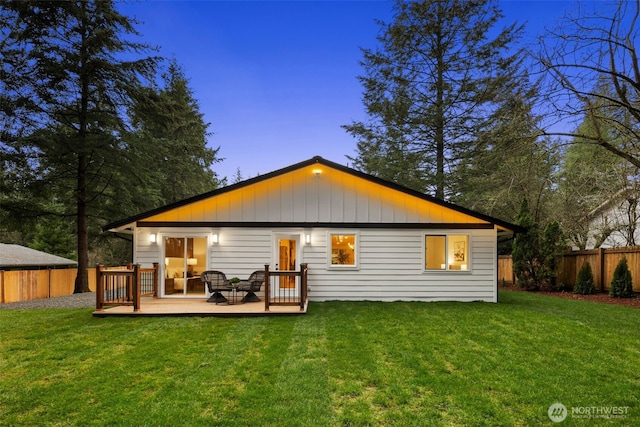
(228, 283, 240, 304)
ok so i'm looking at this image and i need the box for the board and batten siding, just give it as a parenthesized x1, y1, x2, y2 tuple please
(133, 226, 498, 303)
(142, 165, 486, 225)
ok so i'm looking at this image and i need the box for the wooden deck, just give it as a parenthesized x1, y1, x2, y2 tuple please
(93, 297, 308, 317)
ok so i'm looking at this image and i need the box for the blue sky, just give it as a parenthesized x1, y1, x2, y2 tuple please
(117, 0, 574, 181)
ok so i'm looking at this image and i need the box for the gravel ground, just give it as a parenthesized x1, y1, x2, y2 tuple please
(0, 292, 96, 310)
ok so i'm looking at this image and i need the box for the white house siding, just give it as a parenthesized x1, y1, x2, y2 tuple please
(133, 226, 498, 303)
(586, 201, 640, 249)
(304, 227, 497, 303)
(134, 228, 162, 268)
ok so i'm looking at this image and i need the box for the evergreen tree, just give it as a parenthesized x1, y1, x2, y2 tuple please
(344, 0, 524, 199)
(29, 217, 77, 261)
(539, 221, 565, 291)
(127, 61, 222, 205)
(610, 257, 634, 298)
(574, 262, 595, 295)
(232, 168, 244, 184)
(512, 199, 566, 291)
(1, 1, 159, 292)
(454, 88, 556, 223)
(512, 198, 539, 290)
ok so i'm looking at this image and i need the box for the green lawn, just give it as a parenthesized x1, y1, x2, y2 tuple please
(1, 291, 638, 426)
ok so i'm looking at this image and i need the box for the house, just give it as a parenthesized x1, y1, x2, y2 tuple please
(104, 156, 521, 303)
(584, 188, 639, 249)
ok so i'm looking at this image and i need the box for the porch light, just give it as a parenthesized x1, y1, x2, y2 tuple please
(305, 234, 311, 245)
(212, 233, 219, 244)
(149, 233, 157, 243)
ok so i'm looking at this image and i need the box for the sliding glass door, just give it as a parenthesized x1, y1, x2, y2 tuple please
(164, 236, 207, 296)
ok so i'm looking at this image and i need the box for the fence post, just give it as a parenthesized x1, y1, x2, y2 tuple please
(133, 264, 141, 312)
(300, 263, 308, 311)
(598, 247, 605, 292)
(96, 264, 104, 311)
(264, 264, 270, 312)
(152, 262, 159, 298)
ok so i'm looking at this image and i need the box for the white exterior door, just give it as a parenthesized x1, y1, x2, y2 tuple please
(272, 234, 301, 298)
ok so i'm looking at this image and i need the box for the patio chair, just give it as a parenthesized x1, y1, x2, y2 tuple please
(237, 270, 265, 302)
(201, 271, 232, 304)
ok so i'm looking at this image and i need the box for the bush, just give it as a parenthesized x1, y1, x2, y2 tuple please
(512, 198, 539, 290)
(512, 200, 564, 292)
(574, 262, 595, 295)
(609, 257, 634, 298)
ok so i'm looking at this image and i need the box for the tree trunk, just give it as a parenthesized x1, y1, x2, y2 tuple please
(74, 9, 90, 294)
(74, 154, 90, 293)
(435, 27, 445, 200)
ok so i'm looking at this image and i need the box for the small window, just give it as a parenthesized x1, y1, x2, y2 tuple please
(425, 235, 469, 271)
(329, 232, 358, 268)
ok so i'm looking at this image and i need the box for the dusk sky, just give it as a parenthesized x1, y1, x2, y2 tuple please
(117, 0, 575, 182)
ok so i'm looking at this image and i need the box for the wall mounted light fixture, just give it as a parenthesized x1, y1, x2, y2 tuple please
(149, 233, 157, 243)
(212, 233, 219, 244)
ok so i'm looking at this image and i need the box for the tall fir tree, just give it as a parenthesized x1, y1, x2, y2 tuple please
(454, 86, 556, 223)
(127, 61, 222, 205)
(344, 0, 524, 199)
(1, 1, 159, 292)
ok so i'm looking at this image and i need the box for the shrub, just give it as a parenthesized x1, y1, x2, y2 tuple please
(574, 262, 595, 295)
(512, 198, 564, 291)
(539, 221, 565, 291)
(512, 198, 539, 290)
(609, 257, 634, 298)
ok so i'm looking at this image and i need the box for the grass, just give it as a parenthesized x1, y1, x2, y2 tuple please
(1, 291, 638, 426)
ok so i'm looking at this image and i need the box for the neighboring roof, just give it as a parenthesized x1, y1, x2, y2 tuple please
(104, 156, 523, 233)
(0, 244, 78, 269)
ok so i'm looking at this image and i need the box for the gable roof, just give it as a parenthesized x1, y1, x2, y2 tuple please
(104, 156, 522, 233)
(0, 244, 77, 269)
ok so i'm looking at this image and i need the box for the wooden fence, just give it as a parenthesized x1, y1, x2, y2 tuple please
(0, 268, 97, 304)
(499, 246, 640, 292)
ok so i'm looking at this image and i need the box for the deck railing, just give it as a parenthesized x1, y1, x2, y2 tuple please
(95, 263, 158, 311)
(264, 263, 308, 311)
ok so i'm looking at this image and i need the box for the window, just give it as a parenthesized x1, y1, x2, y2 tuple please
(329, 232, 358, 268)
(424, 235, 469, 271)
